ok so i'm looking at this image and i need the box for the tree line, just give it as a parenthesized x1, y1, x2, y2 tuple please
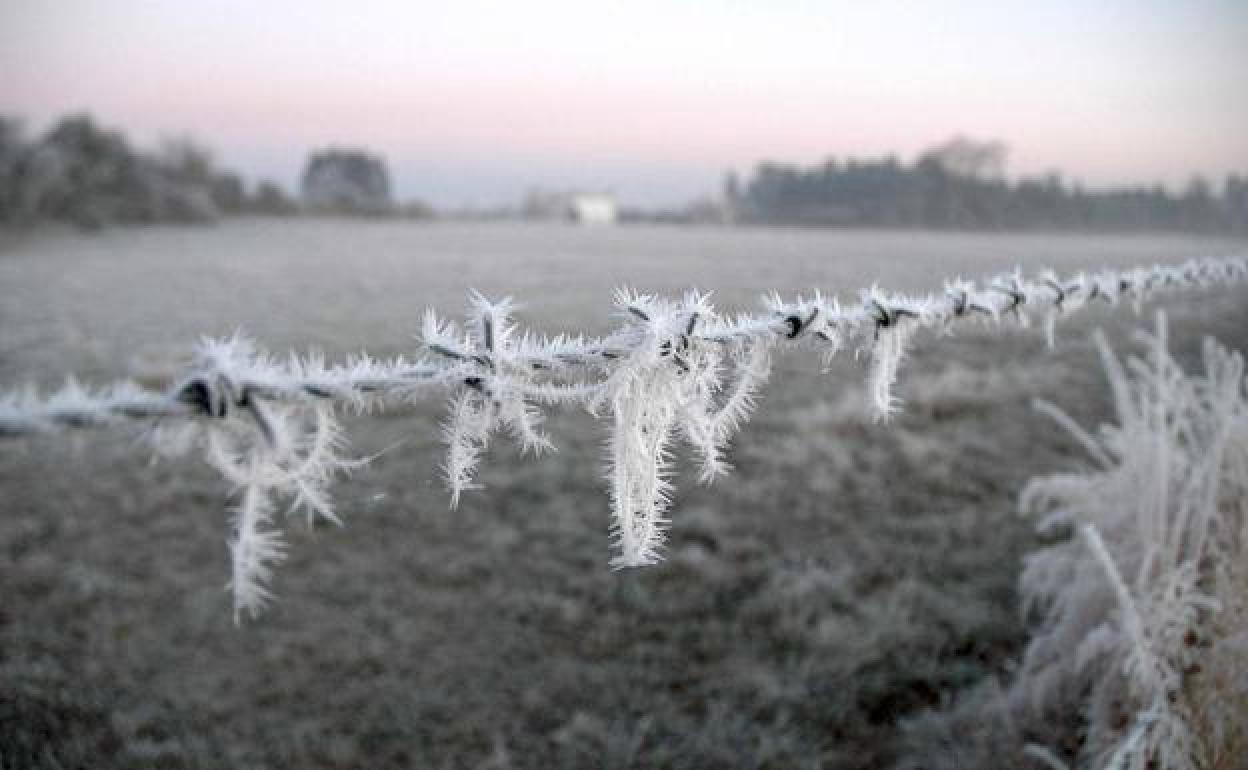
(0, 114, 302, 229)
(4, 118, 1245, 234)
(728, 136, 1248, 233)
(0, 114, 432, 230)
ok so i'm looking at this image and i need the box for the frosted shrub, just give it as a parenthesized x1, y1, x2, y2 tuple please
(1016, 314, 1248, 769)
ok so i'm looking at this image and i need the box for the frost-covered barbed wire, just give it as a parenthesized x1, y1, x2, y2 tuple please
(1, 255, 1246, 620)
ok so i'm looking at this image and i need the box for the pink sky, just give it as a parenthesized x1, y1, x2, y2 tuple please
(3, 0, 1245, 205)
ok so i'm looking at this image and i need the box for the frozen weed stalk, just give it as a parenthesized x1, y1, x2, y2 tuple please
(1015, 313, 1248, 770)
(0, 256, 1245, 619)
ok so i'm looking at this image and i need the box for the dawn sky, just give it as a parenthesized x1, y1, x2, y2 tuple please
(2, 0, 1245, 206)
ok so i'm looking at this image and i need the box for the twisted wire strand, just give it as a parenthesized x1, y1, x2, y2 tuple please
(5, 254, 1247, 619)
(2, 255, 1245, 439)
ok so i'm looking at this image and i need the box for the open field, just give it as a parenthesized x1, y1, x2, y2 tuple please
(2, 221, 1246, 768)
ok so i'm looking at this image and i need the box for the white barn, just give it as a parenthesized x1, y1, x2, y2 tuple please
(567, 193, 617, 225)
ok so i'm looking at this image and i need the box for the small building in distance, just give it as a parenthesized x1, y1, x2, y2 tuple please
(300, 148, 394, 216)
(522, 188, 617, 225)
(567, 193, 617, 224)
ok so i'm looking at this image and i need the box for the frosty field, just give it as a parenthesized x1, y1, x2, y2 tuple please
(2, 220, 1246, 769)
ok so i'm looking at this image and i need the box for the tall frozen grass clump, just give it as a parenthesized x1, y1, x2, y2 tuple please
(1014, 314, 1247, 770)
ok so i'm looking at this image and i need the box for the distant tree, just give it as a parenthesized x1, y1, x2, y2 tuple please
(1179, 175, 1219, 231)
(399, 198, 435, 220)
(151, 136, 221, 223)
(721, 170, 741, 203)
(716, 171, 738, 222)
(250, 180, 297, 216)
(158, 138, 215, 187)
(1225, 174, 1248, 233)
(918, 135, 1009, 181)
(735, 137, 1242, 233)
(157, 137, 248, 215)
(0, 117, 26, 222)
(300, 148, 394, 216)
(210, 172, 246, 214)
(0, 115, 227, 228)
(23, 114, 165, 227)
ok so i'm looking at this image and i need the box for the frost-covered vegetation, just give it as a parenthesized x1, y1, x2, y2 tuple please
(897, 316, 1248, 770)
(1017, 318, 1247, 769)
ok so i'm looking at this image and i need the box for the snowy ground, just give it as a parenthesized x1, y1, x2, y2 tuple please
(2, 220, 1245, 768)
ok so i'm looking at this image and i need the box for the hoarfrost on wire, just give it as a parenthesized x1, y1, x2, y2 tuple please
(0, 255, 1245, 619)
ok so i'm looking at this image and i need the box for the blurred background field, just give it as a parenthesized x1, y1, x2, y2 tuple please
(2, 221, 1245, 768)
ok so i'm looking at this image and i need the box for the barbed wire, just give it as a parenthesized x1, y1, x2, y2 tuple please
(3, 255, 1246, 620)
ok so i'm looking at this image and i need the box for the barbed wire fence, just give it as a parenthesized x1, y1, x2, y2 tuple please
(2, 255, 1246, 621)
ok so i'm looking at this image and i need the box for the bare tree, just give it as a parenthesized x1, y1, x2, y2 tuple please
(919, 135, 1009, 181)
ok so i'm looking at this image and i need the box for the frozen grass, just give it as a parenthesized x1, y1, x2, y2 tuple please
(1014, 317, 1247, 769)
(1, 221, 1246, 768)
(896, 315, 1248, 770)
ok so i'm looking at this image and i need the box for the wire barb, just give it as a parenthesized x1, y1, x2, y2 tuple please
(1, 255, 1244, 617)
